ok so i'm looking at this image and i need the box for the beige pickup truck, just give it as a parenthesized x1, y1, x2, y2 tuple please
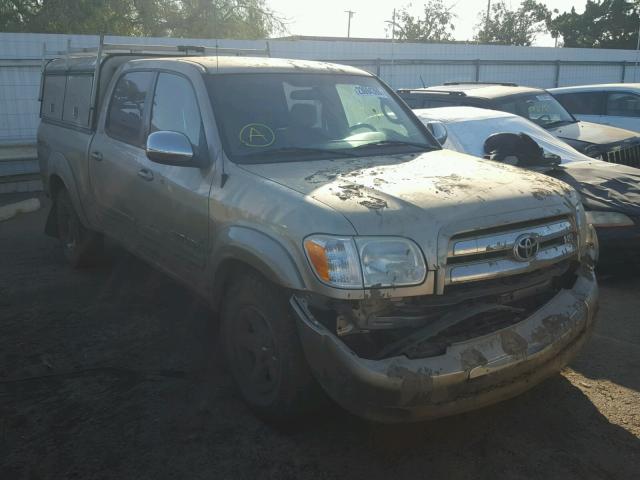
(38, 42, 598, 422)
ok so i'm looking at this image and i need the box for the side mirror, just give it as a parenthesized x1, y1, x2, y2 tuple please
(146, 131, 194, 166)
(425, 121, 448, 145)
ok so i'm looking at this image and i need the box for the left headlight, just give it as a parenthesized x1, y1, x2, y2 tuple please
(585, 211, 634, 227)
(304, 235, 426, 289)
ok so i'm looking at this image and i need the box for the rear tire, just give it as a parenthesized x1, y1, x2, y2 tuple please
(221, 272, 323, 422)
(55, 189, 103, 268)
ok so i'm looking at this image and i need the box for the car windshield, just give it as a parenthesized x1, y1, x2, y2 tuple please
(496, 93, 575, 128)
(205, 73, 438, 163)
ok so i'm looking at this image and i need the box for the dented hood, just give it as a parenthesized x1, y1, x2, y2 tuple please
(240, 150, 575, 246)
(549, 160, 640, 217)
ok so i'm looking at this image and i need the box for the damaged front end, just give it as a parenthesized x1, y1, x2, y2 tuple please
(290, 214, 599, 422)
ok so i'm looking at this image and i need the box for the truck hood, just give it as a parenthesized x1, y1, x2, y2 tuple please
(549, 120, 639, 145)
(240, 150, 575, 265)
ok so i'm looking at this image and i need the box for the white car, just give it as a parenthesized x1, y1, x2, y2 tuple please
(414, 106, 593, 164)
(414, 106, 640, 263)
(550, 84, 640, 133)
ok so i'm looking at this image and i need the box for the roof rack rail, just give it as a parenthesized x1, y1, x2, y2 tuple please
(397, 88, 467, 97)
(443, 81, 518, 87)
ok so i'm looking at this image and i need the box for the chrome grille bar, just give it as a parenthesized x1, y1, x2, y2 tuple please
(450, 219, 572, 258)
(445, 217, 577, 286)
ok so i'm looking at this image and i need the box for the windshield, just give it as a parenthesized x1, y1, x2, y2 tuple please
(496, 93, 575, 128)
(205, 73, 438, 163)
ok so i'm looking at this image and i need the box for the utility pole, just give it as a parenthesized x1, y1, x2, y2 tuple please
(485, 0, 491, 33)
(345, 10, 355, 38)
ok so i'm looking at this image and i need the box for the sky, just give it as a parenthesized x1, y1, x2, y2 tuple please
(267, 0, 586, 46)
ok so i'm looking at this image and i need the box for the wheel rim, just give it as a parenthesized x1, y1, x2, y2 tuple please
(228, 305, 280, 401)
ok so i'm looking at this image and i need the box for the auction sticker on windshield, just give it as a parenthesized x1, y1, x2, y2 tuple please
(239, 123, 275, 147)
(354, 85, 388, 97)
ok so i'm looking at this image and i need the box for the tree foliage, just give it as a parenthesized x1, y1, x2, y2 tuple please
(390, 1, 456, 42)
(474, 0, 551, 46)
(0, 0, 285, 38)
(548, 0, 640, 49)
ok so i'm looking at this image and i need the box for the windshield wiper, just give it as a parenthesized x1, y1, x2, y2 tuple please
(243, 146, 360, 159)
(350, 140, 437, 151)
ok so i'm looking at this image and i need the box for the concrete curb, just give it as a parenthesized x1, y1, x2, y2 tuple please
(0, 197, 41, 222)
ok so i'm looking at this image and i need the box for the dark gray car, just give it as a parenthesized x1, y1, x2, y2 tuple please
(398, 83, 640, 168)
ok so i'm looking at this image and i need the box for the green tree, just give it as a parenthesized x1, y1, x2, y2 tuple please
(474, 0, 551, 46)
(389, 1, 456, 42)
(548, 0, 640, 49)
(0, 0, 284, 38)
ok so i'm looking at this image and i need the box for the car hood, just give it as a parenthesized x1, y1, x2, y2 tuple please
(549, 160, 640, 217)
(548, 121, 639, 145)
(240, 150, 576, 264)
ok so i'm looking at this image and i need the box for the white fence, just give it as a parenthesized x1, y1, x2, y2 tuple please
(3, 32, 640, 145)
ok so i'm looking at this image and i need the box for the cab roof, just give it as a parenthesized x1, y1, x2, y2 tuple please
(45, 54, 370, 77)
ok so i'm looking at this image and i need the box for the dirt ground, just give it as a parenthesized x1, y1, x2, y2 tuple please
(1, 198, 639, 480)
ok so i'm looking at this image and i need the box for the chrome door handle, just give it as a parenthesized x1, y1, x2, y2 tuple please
(137, 168, 154, 181)
(90, 151, 103, 161)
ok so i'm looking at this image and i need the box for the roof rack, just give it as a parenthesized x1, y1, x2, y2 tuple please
(443, 81, 518, 87)
(397, 88, 467, 96)
(40, 35, 271, 129)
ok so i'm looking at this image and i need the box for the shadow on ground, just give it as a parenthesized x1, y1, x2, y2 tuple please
(1, 204, 639, 479)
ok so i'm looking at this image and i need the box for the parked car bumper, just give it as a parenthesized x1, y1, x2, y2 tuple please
(291, 267, 598, 423)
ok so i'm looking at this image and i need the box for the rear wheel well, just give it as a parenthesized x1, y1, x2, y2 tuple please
(44, 175, 66, 237)
(49, 174, 66, 198)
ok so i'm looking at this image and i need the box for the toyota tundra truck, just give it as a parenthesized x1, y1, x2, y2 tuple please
(37, 42, 599, 423)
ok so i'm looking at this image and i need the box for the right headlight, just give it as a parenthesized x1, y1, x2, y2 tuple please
(585, 211, 634, 227)
(304, 235, 427, 289)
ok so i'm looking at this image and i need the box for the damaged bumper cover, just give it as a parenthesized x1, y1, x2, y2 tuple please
(291, 268, 598, 423)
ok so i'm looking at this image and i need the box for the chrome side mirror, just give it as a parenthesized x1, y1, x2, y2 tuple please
(146, 131, 194, 166)
(426, 121, 448, 145)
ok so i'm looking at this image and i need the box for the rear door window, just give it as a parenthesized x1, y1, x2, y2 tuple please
(555, 92, 605, 115)
(606, 92, 640, 117)
(106, 71, 154, 146)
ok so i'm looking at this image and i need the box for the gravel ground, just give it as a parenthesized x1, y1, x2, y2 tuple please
(1, 199, 639, 480)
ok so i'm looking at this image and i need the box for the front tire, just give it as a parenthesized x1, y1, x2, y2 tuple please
(55, 189, 102, 268)
(221, 272, 323, 422)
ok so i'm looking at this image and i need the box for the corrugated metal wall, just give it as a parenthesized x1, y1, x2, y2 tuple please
(3, 32, 640, 145)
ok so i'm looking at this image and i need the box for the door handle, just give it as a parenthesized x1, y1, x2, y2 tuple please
(137, 168, 154, 181)
(90, 151, 103, 161)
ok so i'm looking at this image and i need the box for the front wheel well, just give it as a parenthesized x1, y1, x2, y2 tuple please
(212, 259, 282, 314)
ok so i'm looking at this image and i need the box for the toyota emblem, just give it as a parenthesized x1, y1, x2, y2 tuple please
(513, 234, 540, 262)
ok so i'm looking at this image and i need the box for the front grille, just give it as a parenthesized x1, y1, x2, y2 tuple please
(445, 216, 577, 286)
(604, 143, 640, 168)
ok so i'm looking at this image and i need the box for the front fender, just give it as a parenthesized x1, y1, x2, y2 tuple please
(211, 225, 306, 294)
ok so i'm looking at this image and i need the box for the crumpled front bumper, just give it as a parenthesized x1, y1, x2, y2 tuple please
(291, 268, 599, 423)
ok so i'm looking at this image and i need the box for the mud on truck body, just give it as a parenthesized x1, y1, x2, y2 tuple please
(38, 41, 599, 423)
